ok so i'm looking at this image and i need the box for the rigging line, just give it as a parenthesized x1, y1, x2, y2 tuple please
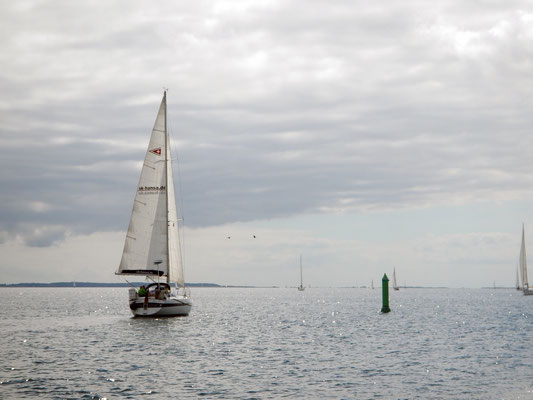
(124, 279, 138, 288)
(167, 115, 187, 283)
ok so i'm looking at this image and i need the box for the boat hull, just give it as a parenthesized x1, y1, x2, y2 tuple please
(129, 296, 192, 317)
(523, 288, 533, 296)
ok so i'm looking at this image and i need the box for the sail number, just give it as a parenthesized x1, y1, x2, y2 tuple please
(138, 186, 166, 194)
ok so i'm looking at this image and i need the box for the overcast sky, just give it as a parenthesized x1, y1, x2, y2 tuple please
(2, 0, 533, 287)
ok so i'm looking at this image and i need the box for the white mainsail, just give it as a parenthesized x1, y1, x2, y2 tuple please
(392, 267, 399, 290)
(116, 92, 184, 286)
(520, 224, 529, 291)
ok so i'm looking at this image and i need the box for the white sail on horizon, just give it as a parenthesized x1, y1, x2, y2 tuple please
(520, 224, 529, 290)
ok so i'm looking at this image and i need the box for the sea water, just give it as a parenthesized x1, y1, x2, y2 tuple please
(1, 287, 532, 399)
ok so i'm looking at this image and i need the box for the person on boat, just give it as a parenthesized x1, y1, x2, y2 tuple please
(138, 285, 147, 297)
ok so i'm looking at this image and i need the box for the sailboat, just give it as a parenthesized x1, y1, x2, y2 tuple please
(392, 267, 399, 291)
(371, 280, 374, 290)
(519, 224, 533, 296)
(116, 91, 192, 316)
(298, 255, 305, 291)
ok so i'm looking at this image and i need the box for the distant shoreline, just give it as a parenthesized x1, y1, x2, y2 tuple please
(0, 282, 224, 288)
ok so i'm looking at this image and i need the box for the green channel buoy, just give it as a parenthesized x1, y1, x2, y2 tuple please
(381, 273, 391, 313)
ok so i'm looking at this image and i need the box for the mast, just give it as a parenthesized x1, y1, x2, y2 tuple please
(164, 90, 170, 285)
(300, 255, 303, 287)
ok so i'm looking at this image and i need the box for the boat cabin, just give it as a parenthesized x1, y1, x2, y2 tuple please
(138, 282, 170, 299)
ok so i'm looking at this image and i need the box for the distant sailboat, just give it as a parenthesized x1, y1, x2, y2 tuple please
(519, 224, 533, 296)
(116, 91, 192, 316)
(298, 255, 305, 291)
(392, 267, 399, 291)
(371, 280, 374, 290)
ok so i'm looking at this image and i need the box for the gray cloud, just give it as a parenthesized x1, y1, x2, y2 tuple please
(2, 0, 533, 246)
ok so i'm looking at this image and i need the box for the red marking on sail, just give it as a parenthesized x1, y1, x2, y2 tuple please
(149, 147, 162, 156)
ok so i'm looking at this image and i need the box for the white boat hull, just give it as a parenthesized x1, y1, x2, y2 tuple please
(129, 293, 192, 317)
(523, 287, 533, 296)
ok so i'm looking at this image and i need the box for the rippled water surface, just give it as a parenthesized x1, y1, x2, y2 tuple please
(1, 287, 533, 399)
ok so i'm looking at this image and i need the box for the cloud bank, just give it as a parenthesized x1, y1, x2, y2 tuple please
(0, 0, 532, 286)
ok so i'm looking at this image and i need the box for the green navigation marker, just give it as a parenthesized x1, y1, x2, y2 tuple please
(381, 273, 391, 313)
